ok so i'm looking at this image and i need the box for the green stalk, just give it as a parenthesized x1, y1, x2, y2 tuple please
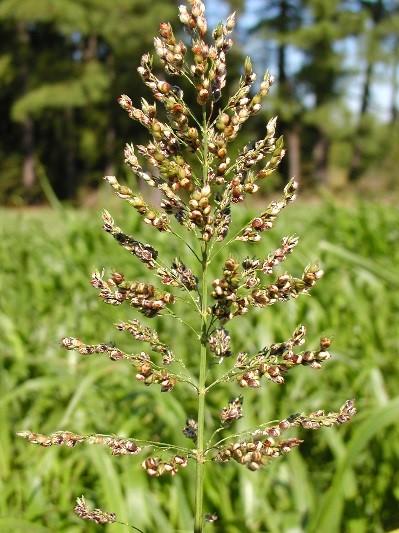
(194, 245, 208, 532)
(194, 110, 209, 533)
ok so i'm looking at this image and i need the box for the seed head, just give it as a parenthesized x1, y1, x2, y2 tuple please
(74, 496, 116, 525)
(209, 327, 231, 358)
(220, 396, 243, 425)
(183, 418, 198, 440)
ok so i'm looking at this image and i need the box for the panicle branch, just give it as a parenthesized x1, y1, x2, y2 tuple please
(228, 122, 283, 202)
(219, 395, 243, 425)
(240, 235, 299, 290)
(211, 256, 323, 322)
(116, 319, 174, 365)
(237, 178, 298, 242)
(250, 263, 324, 308)
(208, 327, 231, 359)
(260, 235, 299, 274)
(234, 325, 331, 388)
(154, 22, 187, 75)
(17, 430, 141, 455)
(133, 141, 196, 193)
(118, 95, 188, 158)
(124, 142, 191, 224)
(102, 210, 159, 269)
(91, 271, 174, 317)
(74, 496, 116, 525)
(138, 53, 201, 150)
(142, 455, 188, 477)
(61, 336, 179, 391)
(215, 436, 303, 471)
(213, 400, 356, 470)
(157, 257, 198, 291)
(207, 324, 332, 390)
(104, 175, 170, 232)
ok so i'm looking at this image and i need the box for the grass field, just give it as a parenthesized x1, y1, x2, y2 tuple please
(1, 199, 398, 532)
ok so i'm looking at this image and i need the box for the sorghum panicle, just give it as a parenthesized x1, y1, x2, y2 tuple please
(18, 1, 356, 531)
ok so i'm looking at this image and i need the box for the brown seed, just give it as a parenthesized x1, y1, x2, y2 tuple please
(252, 218, 263, 229)
(320, 337, 332, 349)
(112, 272, 124, 285)
(188, 127, 198, 139)
(159, 81, 172, 94)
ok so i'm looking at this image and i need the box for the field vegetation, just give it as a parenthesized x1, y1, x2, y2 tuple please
(1, 199, 398, 532)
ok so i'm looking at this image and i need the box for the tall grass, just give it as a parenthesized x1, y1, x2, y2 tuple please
(1, 199, 398, 532)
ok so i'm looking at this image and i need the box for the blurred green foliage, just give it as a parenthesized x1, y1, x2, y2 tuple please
(0, 0, 398, 204)
(0, 0, 178, 204)
(1, 200, 398, 532)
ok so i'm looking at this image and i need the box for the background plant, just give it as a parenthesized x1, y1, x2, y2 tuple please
(1, 201, 398, 532)
(12, 2, 365, 532)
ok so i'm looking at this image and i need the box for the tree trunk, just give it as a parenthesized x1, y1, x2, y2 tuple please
(390, 44, 398, 124)
(277, 0, 293, 182)
(104, 49, 116, 177)
(104, 126, 116, 176)
(64, 108, 76, 198)
(17, 22, 36, 190)
(22, 117, 36, 189)
(349, 0, 385, 180)
(349, 58, 374, 180)
(312, 135, 330, 186)
(360, 60, 373, 116)
(84, 35, 98, 61)
(286, 125, 301, 181)
(277, 0, 288, 85)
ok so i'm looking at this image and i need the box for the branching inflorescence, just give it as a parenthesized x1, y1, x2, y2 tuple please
(17, 2, 356, 531)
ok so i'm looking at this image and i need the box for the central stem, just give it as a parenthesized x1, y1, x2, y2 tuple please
(194, 245, 208, 532)
(194, 110, 209, 533)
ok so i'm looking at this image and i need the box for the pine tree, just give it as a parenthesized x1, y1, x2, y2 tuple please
(347, 0, 399, 178)
(0, 0, 178, 202)
(250, 0, 304, 181)
(294, 0, 361, 185)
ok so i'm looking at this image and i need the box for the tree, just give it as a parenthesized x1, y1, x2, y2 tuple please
(250, 0, 304, 181)
(0, 0, 178, 203)
(249, 0, 362, 186)
(346, 0, 399, 179)
(294, 0, 363, 185)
